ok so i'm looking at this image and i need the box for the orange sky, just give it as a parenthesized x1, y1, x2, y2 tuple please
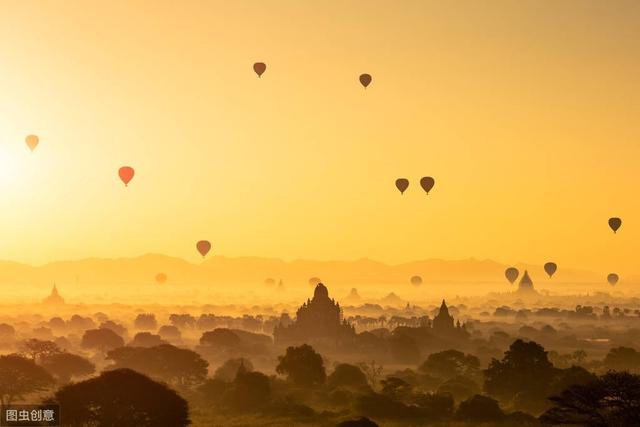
(1, 1, 639, 277)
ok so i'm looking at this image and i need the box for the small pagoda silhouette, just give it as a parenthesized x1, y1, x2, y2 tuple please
(43, 283, 65, 305)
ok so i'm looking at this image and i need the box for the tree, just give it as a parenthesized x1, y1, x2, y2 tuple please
(437, 375, 480, 402)
(99, 320, 127, 337)
(276, 344, 326, 387)
(0, 354, 54, 405)
(214, 358, 254, 382)
(328, 364, 369, 391)
(134, 313, 158, 330)
(82, 328, 125, 353)
(199, 328, 242, 350)
(540, 371, 640, 426)
(0, 323, 15, 339)
(484, 339, 557, 401)
(336, 417, 379, 427)
(129, 332, 166, 347)
(419, 350, 481, 381)
(40, 352, 95, 383)
(107, 344, 208, 387)
(20, 339, 61, 362)
(52, 368, 190, 427)
(455, 394, 505, 422)
(222, 365, 271, 412)
(380, 377, 412, 401)
(603, 346, 640, 372)
(158, 325, 181, 340)
(170, 314, 196, 329)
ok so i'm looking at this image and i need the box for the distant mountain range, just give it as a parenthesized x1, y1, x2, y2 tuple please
(0, 254, 613, 289)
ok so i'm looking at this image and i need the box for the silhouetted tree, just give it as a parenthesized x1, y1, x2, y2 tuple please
(335, 417, 379, 427)
(419, 349, 480, 381)
(68, 315, 96, 331)
(40, 352, 95, 383)
(107, 344, 208, 387)
(0, 354, 54, 405)
(484, 339, 557, 402)
(328, 363, 369, 391)
(82, 328, 125, 353)
(199, 328, 242, 349)
(158, 325, 181, 340)
(603, 346, 640, 372)
(380, 376, 412, 401)
(222, 364, 270, 412)
(276, 344, 326, 387)
(134, 313, 158, 330)
(20, 339, 61, 362)
(99, 320, 127, 337)
(437, 375, 480, 402)
(358, 361, 384, 390)
(455, 394, 505, 422)
(548, 366, 596, 397)
(52, 368, 190, 427)
(214, 358, 254, 382)
(0, 323, 16, 339)
(170, 314, 196, 329)
(129, 332, 166, 347)
(540, 371, 640, 426)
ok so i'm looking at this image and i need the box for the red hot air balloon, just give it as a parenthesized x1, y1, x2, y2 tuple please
(395, 178, 409, 194)
(607, 273, 619, 286)
(420, 177, 435, 194)
(359, 73, 372, 88)
(608, 217, 622, 233)
(196, 240, 211, 258)
(118, 166, 135, 187)
(253, 62, 266, 77)
(544, 262, 557, 278)
(505, 267, 519, 284)
(25, 135, 39, 152)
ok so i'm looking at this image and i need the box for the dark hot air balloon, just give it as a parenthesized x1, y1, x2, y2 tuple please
(395, 178, 409, 194)
(420, 177, 435, 194)
(155, 273, 167, 284)
(410, 275, 423, 286)
(25, 135, 39, 152)
(607, 273, 619, 286)
(253, 62, 266, 77)
(608, 217, 622, 233)
(359, 73, 372, 88)
(118, 166, 135, 187)
(505, 267, 519, 284)
(196, 240, 211, 258)
(544, 262, 557, 278)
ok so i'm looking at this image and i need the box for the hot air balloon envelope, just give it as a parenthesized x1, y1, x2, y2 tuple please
(544, 262, 557, 278)
(410, 275, 423, 286)
(420, 177, 435, 194)
(395, 178, 409, 194)
(253, 62, 266, 77)
(118, 166, 135, 186)
(505, 267, 519, 284)
(196, 240, 211, 258)
(25, 135, 39, 152)
(308, 277, 321, 286)
(359, 73, 372, 88)
(607, 273, 619, 286)
(608, 217, 622, 233)
(155, 273, 167, 284)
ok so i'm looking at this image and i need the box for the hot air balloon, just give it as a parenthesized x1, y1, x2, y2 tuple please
(25, 135, 39, 152)
(359, 73, 372, 88)
(607, 273, 619, 286)
(155, 273, 167, 284)
(410, 275, 423, 286)
(608, 217, 622, 233)
(118, 166, 135, 187)
(420, 177, 435, 194)
(253, 62, 266, 77)
(309, 277, 321, 287)
(395, 178, 409, 194)
(196, 240, 211, 258)
(505, 267, 519, 284)
(544, 262, 557, 278)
